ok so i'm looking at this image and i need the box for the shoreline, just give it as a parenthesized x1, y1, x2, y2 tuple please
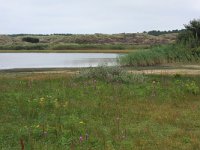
(1, 65, 200, 76)
(0, 49, 134, 53)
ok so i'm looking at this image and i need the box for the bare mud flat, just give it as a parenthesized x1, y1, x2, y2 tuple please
(129, 69, 200, 75)
(128, 65, 200, 75)
(1, 65, 200, 76)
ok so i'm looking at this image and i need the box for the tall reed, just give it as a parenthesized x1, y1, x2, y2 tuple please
(119, 44, 200, 67)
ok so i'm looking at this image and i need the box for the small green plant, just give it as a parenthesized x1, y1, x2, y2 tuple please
(184, 80, 199, 95)
(175, 79, 199, 95)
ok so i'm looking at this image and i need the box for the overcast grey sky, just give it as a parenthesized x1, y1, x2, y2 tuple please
(0, 0, 200, 34)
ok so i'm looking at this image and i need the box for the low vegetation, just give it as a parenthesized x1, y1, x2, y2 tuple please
(120, 44, 200, 66)
(50, 43, 148, 50)
(76, 66, 146, 83)
(1, 69, 200, 149)
(0, 44, 48, 50)
(0, 33, 176, 51)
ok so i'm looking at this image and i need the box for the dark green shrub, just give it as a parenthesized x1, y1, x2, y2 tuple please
(177, 19, 200, 48)
(22, 37, 40, 43)
(148, 30, 182, 36)
(177, 30, 199, 48)
(185, 19, 200, 40)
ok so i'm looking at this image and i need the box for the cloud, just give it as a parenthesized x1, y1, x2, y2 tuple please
(0, 0, 199, 34)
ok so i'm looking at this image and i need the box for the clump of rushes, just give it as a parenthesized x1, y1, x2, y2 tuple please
(119, 44, 200, 67)
(76, 65, 146, 83)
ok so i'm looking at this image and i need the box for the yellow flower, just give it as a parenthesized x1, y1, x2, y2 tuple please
(79, 121, 85, 124)
(40, 97, 45, 101)
(39, 97, 45, 106)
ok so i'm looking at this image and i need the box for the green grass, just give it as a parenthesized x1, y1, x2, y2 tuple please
(1, 71, 200, 149)
(120, 45, 200, 67)
(0, 44, 49, 50)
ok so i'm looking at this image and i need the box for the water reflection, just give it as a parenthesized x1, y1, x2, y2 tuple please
(0, 53, 119, 70)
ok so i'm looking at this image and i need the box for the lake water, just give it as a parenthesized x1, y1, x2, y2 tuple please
(0, 53, 119, 70)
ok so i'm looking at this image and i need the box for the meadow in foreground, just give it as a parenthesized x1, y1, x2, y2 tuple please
(1, 68, 200, 150)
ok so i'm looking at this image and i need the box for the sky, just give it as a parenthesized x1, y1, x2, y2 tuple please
(0, 0, 200, 34)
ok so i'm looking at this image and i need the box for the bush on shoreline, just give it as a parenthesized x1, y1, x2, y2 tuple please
(120, 19, 200, 67)
(76, 66, 146, 83)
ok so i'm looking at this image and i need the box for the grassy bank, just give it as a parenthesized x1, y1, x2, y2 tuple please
(0, 43, 149, 51)
(1, 70, 200, 149)
(0, 33, 176, 51)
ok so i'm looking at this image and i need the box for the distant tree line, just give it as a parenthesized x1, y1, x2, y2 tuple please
(146, 29, 184, 36)
(6, 31, 184, 37)
(9, 34, 48, 37)
(8, 33, 73, 37)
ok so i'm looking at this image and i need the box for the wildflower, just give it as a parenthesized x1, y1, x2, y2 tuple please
(79, 121, 85, 124)
(40, 97, 45, 101)
(79, 136, 83, 142)
(39, 97, 45, 106)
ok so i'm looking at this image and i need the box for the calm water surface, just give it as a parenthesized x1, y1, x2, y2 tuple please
(0, 53, 119, 70)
